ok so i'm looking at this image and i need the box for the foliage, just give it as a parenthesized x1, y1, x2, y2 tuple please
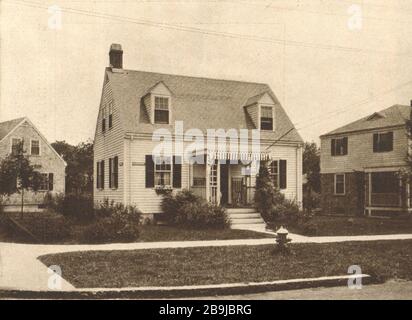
(45, 192, 94, 221)
(81, 200, 141, 243)
(51, 140, 93, 195)
(303, 191, 321, 212)
(255, 161, 301, 224)
(161, 189, 229, 229)
(303, 141, 320, 194)
(0, 140, 42, 215)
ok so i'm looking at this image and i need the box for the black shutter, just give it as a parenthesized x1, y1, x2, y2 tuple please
(101, 160, 105, 189)
(48, 173, 54, 191)
(279, 159, 287, 189)
(145, 155, 154, 188)
(96, 162, 100, 188)
(114, 156, 118, 189)
(173, 156, 182, 188)
(373, 133, 378, 152)
(388, 132, 393, 151)
(109, 158, 112, 188)
(331, 139, 336, 156)
(343, 137, 348, 155)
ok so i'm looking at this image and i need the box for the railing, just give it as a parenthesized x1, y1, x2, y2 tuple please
(371, 193, 400, 207)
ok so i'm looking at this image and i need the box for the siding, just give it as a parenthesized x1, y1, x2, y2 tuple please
(320, 127, 408, 174)
(246, 104, 259, 129)
(93, 77, 125, 204)
(0, 121, 65, 207)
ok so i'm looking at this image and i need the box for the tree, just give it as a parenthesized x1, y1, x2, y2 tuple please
(303, 142, 320, 193)
(51, 140, 93, 195)
(0, 140, 42, 216)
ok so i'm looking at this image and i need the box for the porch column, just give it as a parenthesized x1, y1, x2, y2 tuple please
(367, 172, 372, 216)
(205, 162, 210, 202)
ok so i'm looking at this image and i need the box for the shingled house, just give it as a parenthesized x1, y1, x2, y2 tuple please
(0, 117, 66, 211)
(320, 104, 412, 216)
(94, 44, 303, 224)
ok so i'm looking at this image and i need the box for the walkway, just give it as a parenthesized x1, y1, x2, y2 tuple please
(1, 232, 412, 292)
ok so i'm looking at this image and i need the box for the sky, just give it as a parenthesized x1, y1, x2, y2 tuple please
(1, 0, 412, 145)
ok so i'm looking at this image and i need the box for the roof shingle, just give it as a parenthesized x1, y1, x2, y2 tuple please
(0, 117, 25, 141)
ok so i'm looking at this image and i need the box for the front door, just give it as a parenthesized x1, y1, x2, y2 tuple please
(231, 177, 244, 206)
(220, 163, 229, 205)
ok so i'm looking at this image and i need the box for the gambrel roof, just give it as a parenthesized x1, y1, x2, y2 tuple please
(105, 68, 303, 143)
(321, 104, 410, 137)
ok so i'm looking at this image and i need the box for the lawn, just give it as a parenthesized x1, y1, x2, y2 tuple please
(39, 240, 412, 288)
(285, 215, 412, 236)
(0, 213, 273, 244)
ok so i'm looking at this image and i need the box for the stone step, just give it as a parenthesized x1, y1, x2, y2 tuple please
(230, 218, 265, 224)
(231, 224, 269, 232)
(228, 213, 261, 219)
(226, 208, 256, 214)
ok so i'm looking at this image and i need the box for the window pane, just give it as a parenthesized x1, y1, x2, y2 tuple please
(261, 106, 273, 118)
(335, 174, 344, 194)
(155, 110, 169, 124)
(260, 118, 273, 130)
(155, 97, 169, 110)
(31, 140, 40, 155)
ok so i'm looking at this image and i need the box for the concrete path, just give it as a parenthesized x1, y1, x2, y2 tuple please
(1, 232, 412, 292)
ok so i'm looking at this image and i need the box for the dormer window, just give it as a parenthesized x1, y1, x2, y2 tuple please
(260, 106, 273, 131)
(154, 96, 170, 124)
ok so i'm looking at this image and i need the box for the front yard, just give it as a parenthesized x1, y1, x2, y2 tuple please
(283, 215, 412, 236)
(0, 212, 273, 244)
(39, 240, 412, 288)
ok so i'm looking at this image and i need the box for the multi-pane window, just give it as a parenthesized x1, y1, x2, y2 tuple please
(11, 138, 22, 155)
(334, 174, 345, 195)
(260, 106, 273, 131)
(373, 132, 393, 153)
(31, 140, 40, 155)
(39, 173, 53, 191)
(154, 156, 171, 186)
(331, 137, 348, 156)
(269, 160, 279, 187)
(154, 96, 169, 124)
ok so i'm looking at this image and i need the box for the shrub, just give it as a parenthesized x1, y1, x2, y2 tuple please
(81, 200, 141, 243)
(45, 192, 94, 221)
(303, 191, 321, 212)
(161, 189, 229, 229)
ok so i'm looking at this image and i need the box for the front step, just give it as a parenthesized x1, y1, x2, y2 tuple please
(226, 208, 256, 214)
(227, 208, 267, 232)
(229, 213, 262, 219)
(230, 218, 265, 224)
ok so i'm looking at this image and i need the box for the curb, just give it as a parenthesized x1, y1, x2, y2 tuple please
(0, 274, 379, 299)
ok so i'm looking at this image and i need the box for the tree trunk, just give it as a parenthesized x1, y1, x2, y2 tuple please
(20, 188, 24, 218)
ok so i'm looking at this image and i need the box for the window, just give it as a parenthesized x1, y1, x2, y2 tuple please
(108, 102, 113, 129)
(39, 173, 53, 191)
(31, 140, 40, 156)
(260, 106, 273, 131)
(373, 132, 393, 153)
(334, 174, 345, 195)
(269, 161, 279, 187)
(154, 96, 169, 124)
(101, 107, 106, 133)
(154, 156, 171, 186)
(11, 138, 22, 155)
(109, 156, 118, 189)
(331, 137, 348, 156)
(371, 172, 398, 194)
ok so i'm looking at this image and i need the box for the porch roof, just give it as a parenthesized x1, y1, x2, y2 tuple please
(192, 148, 272, 161)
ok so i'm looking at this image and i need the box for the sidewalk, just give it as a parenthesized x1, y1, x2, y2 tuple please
(1, 232, 412, 292)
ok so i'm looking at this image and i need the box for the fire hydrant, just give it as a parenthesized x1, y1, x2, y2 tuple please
(275, 226, 291, 253)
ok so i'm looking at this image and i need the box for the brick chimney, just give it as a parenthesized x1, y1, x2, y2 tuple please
(109, 43, 123, 69)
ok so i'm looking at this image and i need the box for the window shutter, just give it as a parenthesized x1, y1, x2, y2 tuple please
(48, 173, 54, 191)
(388, 132, 393, 151)
(101, 160, 105, 189)
(331, 139, 336, 156)
(96, 162, 100, 188)
(145, 155, 154, 188)
(114, 156, 118, 189)
(279, 159, 287, 189)
(373, 133, 378, 152)
(343, 137, 348, 155)
(173, 156, 182, 188)
(109, 158, 112, 188)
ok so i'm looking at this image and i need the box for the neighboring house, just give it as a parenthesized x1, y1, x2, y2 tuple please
(0, 117, 66, 212)
(320, 103, 412, 216)
(94, 44, 303, 216)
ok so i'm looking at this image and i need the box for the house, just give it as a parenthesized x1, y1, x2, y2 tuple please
(94, 44, 303, 218)
(0, 117, 66, 212)
(320, 103, 412, 217)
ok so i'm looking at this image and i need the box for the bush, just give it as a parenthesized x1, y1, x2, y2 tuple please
(81, 200, 141, 243)
(303, 191, 321, 212)
(45, 193, 94, 221)
(161, 189, 229, 229)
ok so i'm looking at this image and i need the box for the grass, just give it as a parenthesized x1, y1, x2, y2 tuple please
(39, 240, 412, 288)
(285, 215, 412, 236)
(0, 212, 272, 244)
